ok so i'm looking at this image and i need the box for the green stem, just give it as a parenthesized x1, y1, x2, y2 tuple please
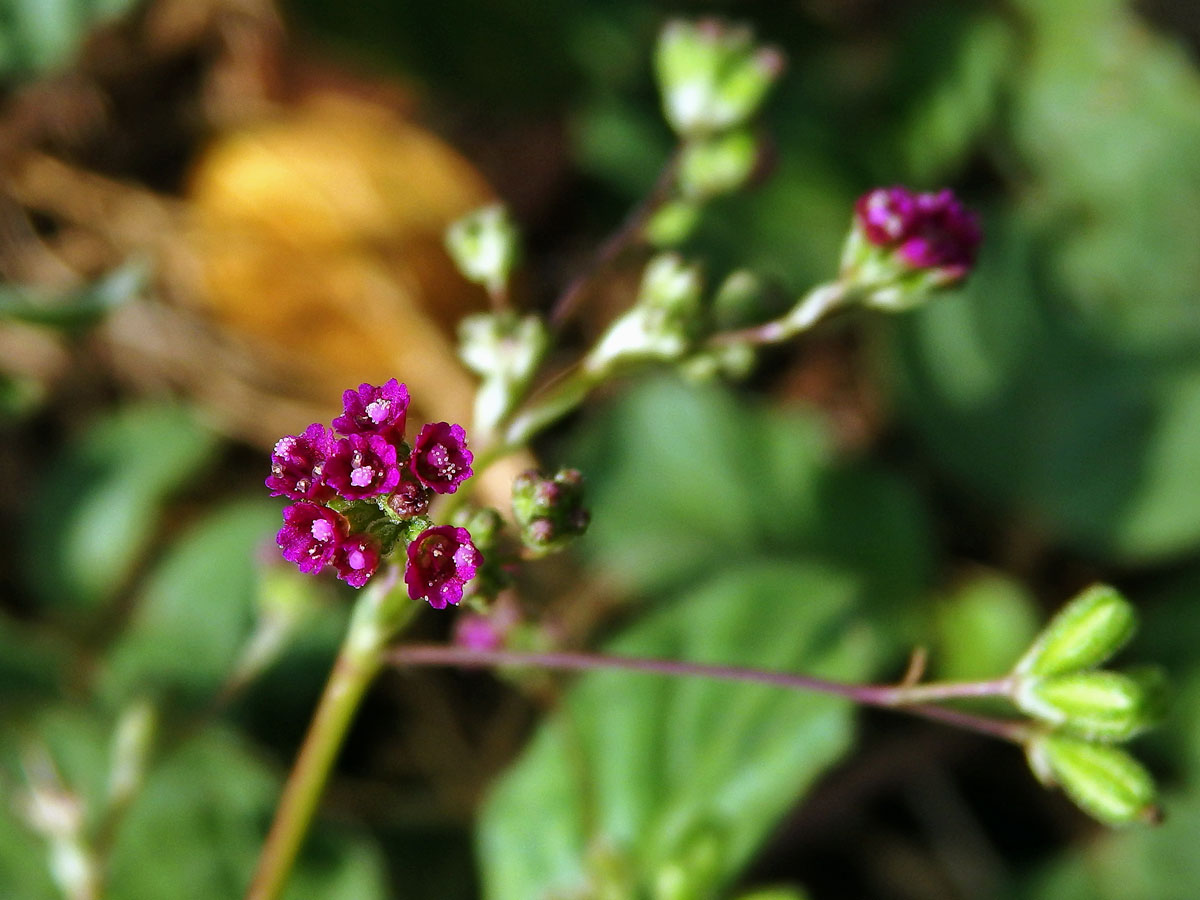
(246, 573, 416, 900)
(387, 644, 1029, 744)
(706, 280, 848, 349)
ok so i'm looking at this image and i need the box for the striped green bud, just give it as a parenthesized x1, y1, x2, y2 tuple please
(1026, 734, 1160, 826)
(1015, 668, 1167, 742)
(1014, 584, 1137, 677)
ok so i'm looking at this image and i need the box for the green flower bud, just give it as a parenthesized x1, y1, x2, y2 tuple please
(1015, 668, 1168, 742)
(512, 468, 590, 556)
(1026, 734, 1160, 826)
(677, 129, 761, 201)
(655, 18, 785, 137)
(644, 199, 703, 247)
(678, 342, 756, 383)
(1015, 584, 1138, 678)
(652, 824, 725, 900)
(459, 313, 549, 435)
(445, 204, 521, 294)
(584, 254, 704, 373)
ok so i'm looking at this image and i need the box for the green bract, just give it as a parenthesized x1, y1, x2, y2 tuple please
(1015, 669, 1167, 742)
(1026, 734, 1159, 826)
(1014, 584, 1138, 677)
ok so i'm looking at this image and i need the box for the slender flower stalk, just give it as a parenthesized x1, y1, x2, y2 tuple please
(386, 644, 1028, 743)
(245, 575, 417, 900)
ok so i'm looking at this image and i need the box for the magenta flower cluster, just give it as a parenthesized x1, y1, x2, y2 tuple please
(855, 186, 981, 281)
(267, 378, 482, 603)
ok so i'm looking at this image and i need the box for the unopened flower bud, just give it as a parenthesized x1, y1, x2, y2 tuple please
(1026, 733, 1160, 826)
(840, 185, 981, 311)
(459, 312, 549, 437)
(585, 254, 704, 373)
(644, 199, 704, 247)
(383, 478, 432, 520)
(1015, 668, 1167, 742)
(512, 467, 590, 555)
(677, 129, 761, 200)
(656, 18, 784, 137)
(445, 204, 521, 295)
(1015, 584, 1138, 678)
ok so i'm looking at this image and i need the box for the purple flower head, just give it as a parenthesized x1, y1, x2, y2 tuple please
(266, 424, 335, 501)
(855, 186, 981, 282)
(410, 422, 474, 494)
(896, 189, 982, 280)
(325, 433, 402, 500)
(333, 534, 381, 588)
(277, 503, 348, 574)
(855, 186, 920, 246)
(332, 379, 410, 442)
(404, 525, 483, 609)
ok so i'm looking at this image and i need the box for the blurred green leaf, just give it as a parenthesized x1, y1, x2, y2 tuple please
(894, 13, 1014, 182)
(0, 372, 45, 420)
(0, 800, 57, 900)
(100, 499, 281, 709)
(0, 710, 385, 900)
(108, 728, 387, 900)
(0, 259, 147, 330)
(23, 403, 220, 612)
(0, 614, 70, 711)
(571, 378, 933, 623)
(478, 561, 879, 900)
(933, 572, 1040, 680)
(0, 0, 140, 82)
(882, 213, 1200, 562)
(1010, 0, 1200, 351)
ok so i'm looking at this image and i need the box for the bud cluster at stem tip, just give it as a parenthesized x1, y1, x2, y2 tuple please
(266, 378, 481, 605)
(1011, 584, 1166, 826)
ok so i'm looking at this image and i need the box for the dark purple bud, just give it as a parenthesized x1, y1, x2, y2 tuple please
(528, 518, 557, 544)
(386, 478, 432, 518)
(855, 185, 981, 283)
(404, 525, 483, 609)
(332, 378, 410, 443)
(410, 422, 474, 495)
(266, 423, 336, 502)
(333, 534, 381, 588)
(897, 189, 982, 280)
(277, 503, 348, 575)
(325, 433, 402, 501)
(855, 186, 920, 246)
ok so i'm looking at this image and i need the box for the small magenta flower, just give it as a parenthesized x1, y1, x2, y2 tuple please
(332, 379, 410, 443)
(409, 422, 474, 494)
(404, 525, 483, 609)
(333, 534, 381, 588)
(266, 424, 336, 501)
(325, 433, 402, 500)
(277, 502, 348, 574)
